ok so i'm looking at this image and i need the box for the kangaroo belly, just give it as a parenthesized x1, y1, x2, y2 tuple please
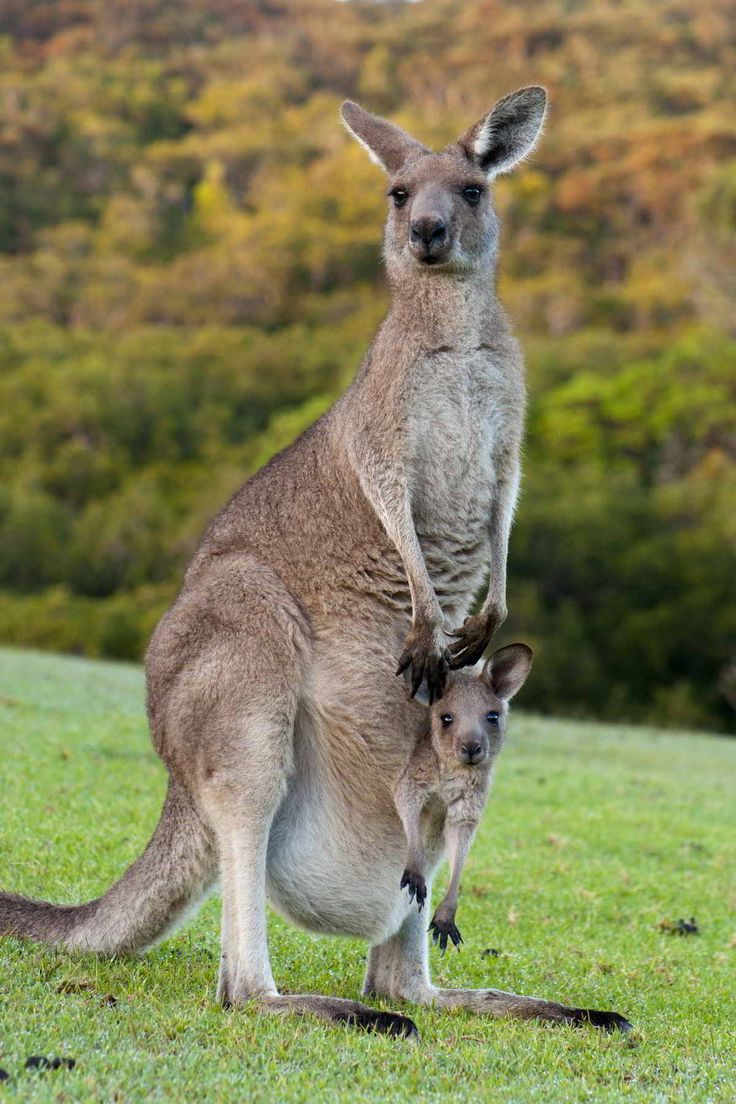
(266, 806, 446, 943)
(266, 794, 412, 942)
(265, 698, 445, 943)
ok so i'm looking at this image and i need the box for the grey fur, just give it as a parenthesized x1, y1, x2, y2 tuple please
(395, 645, 533, 951)
(0, 90, 631, 1037)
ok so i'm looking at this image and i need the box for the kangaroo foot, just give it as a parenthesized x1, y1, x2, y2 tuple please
(259, 994, 419, 1039)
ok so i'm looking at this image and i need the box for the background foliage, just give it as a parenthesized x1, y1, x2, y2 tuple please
(0, 0, 734, 731)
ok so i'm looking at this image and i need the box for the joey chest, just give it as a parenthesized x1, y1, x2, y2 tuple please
(434, 764, 491, 824)
(407, 348, 522, 535)
(413, 768, 489, 858)
(410, 747, 492, 829)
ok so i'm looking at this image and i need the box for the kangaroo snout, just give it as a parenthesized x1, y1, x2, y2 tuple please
(411, 215, 446, 243)
(409, 214, 450, 263)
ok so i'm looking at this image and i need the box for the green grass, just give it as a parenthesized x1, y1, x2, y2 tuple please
(0, 648, 734, 1103)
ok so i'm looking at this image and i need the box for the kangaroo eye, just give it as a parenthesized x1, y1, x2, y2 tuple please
(390, 188, 409, 208)
(440, 713, 454, 728)
(463, 186, 482, 205)
(486, 711, 499, 726)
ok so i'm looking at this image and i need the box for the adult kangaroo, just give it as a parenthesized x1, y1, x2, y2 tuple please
(0, 89, 631, 1038)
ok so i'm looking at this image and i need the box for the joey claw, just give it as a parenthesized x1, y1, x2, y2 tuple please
(449, 923, 463, 948)
(400, 869, 427, 910)
(429, 916, 463, 954)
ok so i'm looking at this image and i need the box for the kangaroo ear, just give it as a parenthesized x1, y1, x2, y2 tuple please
(457, 86, 547, 177)
(482, 643, 533, 701)
(341, 101, 429, 174)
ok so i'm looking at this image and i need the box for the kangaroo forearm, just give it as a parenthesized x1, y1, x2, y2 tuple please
(479, 465, 520, 618)
(372, 493, 442, 626)
(346, 432, 442, 629)
(388, 509, 442, 625)
(342, 393, 450, 700)
(449, 465, 520, 672)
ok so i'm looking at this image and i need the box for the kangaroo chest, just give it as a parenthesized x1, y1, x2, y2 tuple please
(406, 348, 522, 591)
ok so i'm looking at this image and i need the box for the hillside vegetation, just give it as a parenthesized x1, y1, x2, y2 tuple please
(0, 648, 735, 1102)
(0, 0, 734, 730)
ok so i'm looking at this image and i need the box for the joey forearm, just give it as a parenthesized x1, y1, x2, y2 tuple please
(429, 820, 475, 951)
(436, 820, 474, 918)
(396, 788, 427, 874)
(395, 773, 430, 908)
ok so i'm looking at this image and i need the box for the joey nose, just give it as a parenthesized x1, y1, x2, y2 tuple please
(410, 216, 447, 247)
(461, 742, 484, 766)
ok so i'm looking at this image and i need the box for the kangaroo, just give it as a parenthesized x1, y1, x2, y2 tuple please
(396, 644, 533, 953)
(0, 88, 632, 1037)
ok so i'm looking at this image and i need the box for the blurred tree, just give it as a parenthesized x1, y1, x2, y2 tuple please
(0, 0, 734, 731)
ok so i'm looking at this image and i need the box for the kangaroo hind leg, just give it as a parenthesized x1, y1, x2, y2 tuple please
(365, 907, 632, 1033)
(180, 558, 416, 1038)
(201, 702, 417, 1039)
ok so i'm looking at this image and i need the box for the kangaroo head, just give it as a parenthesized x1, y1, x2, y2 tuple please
(429, 643, 533, 767)
(341, 88, 547, 280)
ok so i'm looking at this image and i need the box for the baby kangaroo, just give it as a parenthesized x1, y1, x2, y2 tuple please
(395, 643, 533, 952)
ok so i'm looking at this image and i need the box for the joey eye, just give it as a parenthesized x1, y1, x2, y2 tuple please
(440, 713, 454, 728)
(463, 186, 482, 206)
(390, 188, 409, 208)
(486, 711, 499, 726)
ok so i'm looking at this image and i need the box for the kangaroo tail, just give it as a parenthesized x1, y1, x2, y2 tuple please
(0, 777, 216, 955)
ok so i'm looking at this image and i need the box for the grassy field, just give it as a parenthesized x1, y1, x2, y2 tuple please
(0, 647, 734, 1103)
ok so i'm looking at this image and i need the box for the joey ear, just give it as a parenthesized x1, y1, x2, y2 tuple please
(482, 643, 533, 701)
(341, 101, 429, 174)
(457, 86, 547, 177)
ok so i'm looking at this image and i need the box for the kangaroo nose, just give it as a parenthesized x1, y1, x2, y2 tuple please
(410, 216, 447, 246)
(461, 742, 483, 765)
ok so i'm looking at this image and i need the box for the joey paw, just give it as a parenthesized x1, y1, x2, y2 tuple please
(429, 915, 463, 953)
(400, 869, 427, 910)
